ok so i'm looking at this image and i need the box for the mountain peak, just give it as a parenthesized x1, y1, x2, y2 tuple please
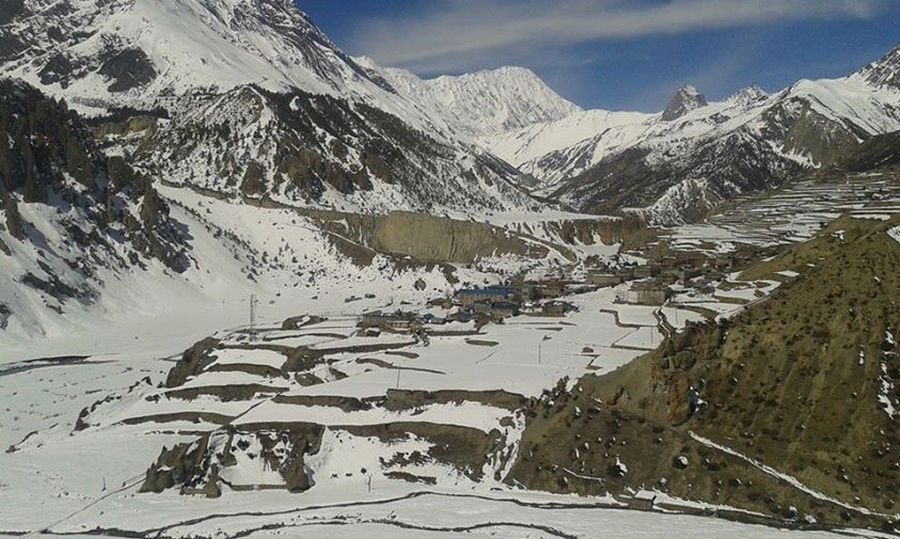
(662, 85, 708, 121)
(856, 45, 900, 90)
(366, 63, 581, 138)
(728, 85, 768, 106)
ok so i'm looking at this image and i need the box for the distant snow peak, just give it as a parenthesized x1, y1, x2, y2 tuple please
(364, 62, 581, 139)
(662, 85, 708, 121)
(728, 85, 768, 106)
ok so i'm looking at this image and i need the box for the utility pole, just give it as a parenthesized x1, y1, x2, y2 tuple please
(539, 335, 551, 365)
(249, 293, 258, 335)
(396, 366, 401, 389)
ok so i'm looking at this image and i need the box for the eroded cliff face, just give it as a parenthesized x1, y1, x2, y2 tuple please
(315, 211, 536, 264)
(313, 210, 651, 267)
(370, 212, 534, 263)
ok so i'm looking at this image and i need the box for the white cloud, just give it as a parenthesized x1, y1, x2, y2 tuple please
(348, 0, 886, 73)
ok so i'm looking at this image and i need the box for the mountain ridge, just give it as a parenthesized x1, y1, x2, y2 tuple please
(472, 47, 900, 223)
(358, 60, 582, 139)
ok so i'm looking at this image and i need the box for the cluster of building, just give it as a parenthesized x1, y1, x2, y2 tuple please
(357, 278, 580, 336)
(455, 280, 578, 321)
(358, 309, 478, 336)
(357, 246, 775, 334)
(589, 246, 775, 306)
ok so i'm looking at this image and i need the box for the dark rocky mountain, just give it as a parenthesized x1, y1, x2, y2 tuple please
(125, 85, 533, 214)
(822, 130, 900, 174)
(661, 85, 708, 122)
(859, 45, 900, 90)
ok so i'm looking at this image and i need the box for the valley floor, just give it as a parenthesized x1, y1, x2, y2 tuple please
(0, 281, 890, 538)
(2, 171, 898, 538)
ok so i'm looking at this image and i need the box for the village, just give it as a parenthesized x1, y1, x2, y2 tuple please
(354, 243, 778, 338)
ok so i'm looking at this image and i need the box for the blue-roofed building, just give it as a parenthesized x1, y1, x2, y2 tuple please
(457, 286, 517, 306)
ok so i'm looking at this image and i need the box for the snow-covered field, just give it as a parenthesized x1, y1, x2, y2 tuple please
(3, 259, 869, 538)
(1, 347, 880, 539)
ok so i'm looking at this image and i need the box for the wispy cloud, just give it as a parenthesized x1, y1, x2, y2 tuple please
(348, 0, 886, 74)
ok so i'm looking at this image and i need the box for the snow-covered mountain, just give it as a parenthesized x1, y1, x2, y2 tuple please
(2, 0, 393, 109)
(473, 46, 900, 223)
(0, 0, 539, 216)
(357, 60, 582, 139)
(356, 43, 900, 224)
(661, 85, 708, 121)
(132, 85, 534, 214)
(0, 0, 552, 343)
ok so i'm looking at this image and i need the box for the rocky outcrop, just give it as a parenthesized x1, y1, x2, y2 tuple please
(140, 425, 326, 497)
(99, 48, 157, 92)
(1, 192, 25, 240)
(821, 130, 900, 174)
(369, 212, 535, 263)
(858, 45, 900, 90)
(315, 210, 546, 264)
(0, 303, 10, 329)
(164, 337, 222, 388)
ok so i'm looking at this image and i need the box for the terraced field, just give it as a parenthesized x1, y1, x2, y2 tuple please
(670, 171, 900, 250)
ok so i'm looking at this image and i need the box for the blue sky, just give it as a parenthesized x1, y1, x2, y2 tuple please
(300, 0, 900, 112)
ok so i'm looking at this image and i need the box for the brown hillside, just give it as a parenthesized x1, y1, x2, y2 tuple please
(508, 215, 900, 532)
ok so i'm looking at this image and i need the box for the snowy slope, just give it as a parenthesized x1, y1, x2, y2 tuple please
(485, 108, 656, 181)
(0, 0, 462, 137)
(2, 0, 360, 99)
(2, 1, 373, 105)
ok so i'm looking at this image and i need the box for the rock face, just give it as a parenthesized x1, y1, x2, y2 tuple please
(133, 86, 533, 214)
(98, 48, 157, 92)
(859, 45, 900, 90)
(661, 85, 708, 121)
(366, 212, 540, 263)
(820, 130, 900, 174)
(508, 215, 900, 530)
